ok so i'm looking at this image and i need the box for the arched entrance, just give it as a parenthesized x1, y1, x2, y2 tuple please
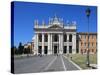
(38, 46, 42, 54)
(63, 46, 67, 54)
(53, 34, 59, 55)
(54, 46, 57, 54)
(44, 46, 48, 54)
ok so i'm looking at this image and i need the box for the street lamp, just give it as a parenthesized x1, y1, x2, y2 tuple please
(86, 8, 91, 67)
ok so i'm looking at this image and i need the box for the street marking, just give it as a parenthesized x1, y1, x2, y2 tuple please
(44, 56, 57, 71)
(63, 55, 82, 70)
(61, 55, 67, 71)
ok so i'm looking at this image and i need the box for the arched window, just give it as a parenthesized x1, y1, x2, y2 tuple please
(38, 34, 42, 42)
(64, 34, 67, 42)
(69, 34, 72, 42)
(44, 34, 48, 42)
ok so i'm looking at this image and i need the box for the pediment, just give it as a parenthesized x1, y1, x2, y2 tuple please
(48, 24, 63, 29)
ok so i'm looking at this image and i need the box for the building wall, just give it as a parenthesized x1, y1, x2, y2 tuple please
(33, 32, 97, 55)
(78, 33, 97, 54)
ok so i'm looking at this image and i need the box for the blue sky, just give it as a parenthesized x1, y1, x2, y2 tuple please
(13, 1, 97, 47)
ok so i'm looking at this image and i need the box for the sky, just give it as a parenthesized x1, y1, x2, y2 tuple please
(12, 1, 97, 47)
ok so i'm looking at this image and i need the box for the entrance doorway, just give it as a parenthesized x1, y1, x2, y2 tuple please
(63, 46, 67, 53)
(38, 46, 42, 54)
(69, 46, 72, 53)
(44, 46, 48, 54)
(54, 46, 57, 54)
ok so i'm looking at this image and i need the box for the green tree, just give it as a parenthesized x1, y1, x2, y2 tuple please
(18, 42, 24, 54)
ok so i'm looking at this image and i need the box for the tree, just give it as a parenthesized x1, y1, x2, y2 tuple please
(18, 42, 24, 54)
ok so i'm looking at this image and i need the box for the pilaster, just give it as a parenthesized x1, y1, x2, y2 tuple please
(67, 34, 69, 53)
(42, 33, 44, 55)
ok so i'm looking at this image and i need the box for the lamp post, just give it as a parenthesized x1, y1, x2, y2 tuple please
(86, 8, 91, 67)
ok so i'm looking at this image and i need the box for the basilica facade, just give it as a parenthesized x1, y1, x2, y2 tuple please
(33, 15, 77, 55)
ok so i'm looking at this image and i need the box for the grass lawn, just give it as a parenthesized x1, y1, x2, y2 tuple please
(65, 54, 97, 69)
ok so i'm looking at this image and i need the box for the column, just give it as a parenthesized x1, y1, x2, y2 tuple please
(34, 33, 38, 55)
(51, 34, 53, 54)
(60, 34, 63, 54)
(59, 34, 61, 54)
(34, 34, 36, 55)
(48, 33, 51, 54)
(72, 33, 76, 54)
(67, 34, 69, 54)
(42, 33, 44, 55)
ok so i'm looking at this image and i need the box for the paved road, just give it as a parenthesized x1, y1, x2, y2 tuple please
(14, 55, 80, 74)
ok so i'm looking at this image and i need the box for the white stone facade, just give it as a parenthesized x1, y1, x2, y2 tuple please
(33, 15, 77, 55)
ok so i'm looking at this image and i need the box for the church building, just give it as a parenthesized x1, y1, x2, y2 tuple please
(33, 15, 77, 55)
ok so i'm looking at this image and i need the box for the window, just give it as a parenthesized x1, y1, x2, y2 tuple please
(38, 34, 42, 42)
(92, 42, 93, 46)
(69, 34, 72, 42)
(92, 49, 94, 52)
(44, 34, 48, 42)
(89, 42, 90, 47)
(54, 34, 59, 42)
(92, 35, 94, 39)
(81, 49, 83, 54)
(64, 34, 67, 42)
(84, 49, 86, 53)
(84, 35, 86, 39)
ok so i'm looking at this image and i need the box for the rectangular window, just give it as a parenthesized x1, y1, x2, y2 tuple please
(92, 35, 94, 39)
(92, 42, 93, 46)
(92, 49, 94, 52)
(84, 35, 86, 39)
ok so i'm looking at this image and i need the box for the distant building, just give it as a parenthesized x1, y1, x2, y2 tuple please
(24, 42, 34, 54)
(77, 32, 97, 54)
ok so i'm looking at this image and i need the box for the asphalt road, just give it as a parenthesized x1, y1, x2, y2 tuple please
(14, 55, 80, 74)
